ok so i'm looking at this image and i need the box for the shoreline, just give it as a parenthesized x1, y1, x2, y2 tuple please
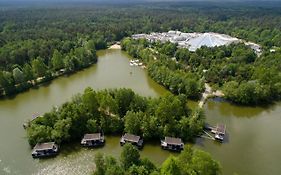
(0, 61, 97, 99)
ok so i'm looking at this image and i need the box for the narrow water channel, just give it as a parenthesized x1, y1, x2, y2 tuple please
(0, 49, 280, 175)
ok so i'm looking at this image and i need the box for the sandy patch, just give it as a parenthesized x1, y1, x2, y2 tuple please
(108, 44, 121, 49)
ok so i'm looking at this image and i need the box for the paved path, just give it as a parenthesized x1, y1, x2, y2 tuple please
(199, 83, 224, 108)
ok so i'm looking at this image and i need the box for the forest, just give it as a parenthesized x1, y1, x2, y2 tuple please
(121, 37, 281, 105)
(0, 39, 99, 96)
(1, 2, 281, 102)
(2, 2, 278, 174)
(93, 144, 221, 175)
(27, 87, 204, 146)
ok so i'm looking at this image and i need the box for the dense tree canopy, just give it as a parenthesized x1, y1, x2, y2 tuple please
(120, 144, 141, 170)
(27, 88, 204, 146)
(0, 38, 98, 96)
(93, 144, 221, 175)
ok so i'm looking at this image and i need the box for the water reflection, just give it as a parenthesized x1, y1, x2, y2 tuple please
(207, 99, 267, 118)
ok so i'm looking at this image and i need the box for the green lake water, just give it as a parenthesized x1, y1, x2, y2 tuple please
(0, 49, 280, 175)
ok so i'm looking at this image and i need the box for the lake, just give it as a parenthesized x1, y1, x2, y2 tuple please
(0, 49, 280, 175)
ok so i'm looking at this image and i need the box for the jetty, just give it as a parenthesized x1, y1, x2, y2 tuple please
(202, 123, 226, 142)
(212, 124, 226, 141)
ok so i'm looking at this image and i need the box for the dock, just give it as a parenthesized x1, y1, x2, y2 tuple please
(212, 124, 226, 141)
(202, 123, 226, 142)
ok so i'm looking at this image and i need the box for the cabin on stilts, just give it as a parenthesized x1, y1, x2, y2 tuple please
(161, 137, 184, 151)
(81, 133, 105, 147)
(120, 133, 144, 149)
(31, 142, 59, 158)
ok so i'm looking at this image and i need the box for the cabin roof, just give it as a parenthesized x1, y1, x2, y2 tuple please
(123, 133, 140, 143)
(83, 133, 102, 141)
(164, 137, 183, 145)
(33, 142, 56, 151)
(216, 124, 226, 134)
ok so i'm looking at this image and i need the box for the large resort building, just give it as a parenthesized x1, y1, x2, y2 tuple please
(132, 31, 262, 55)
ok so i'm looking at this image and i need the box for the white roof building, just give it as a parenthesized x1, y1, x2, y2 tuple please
(132, 31, 259, 54)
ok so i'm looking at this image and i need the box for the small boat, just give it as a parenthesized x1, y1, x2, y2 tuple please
(120, 133, 143, 149)
(32, 142, 59, 158)
(81, 133, 105, 147)
(129, 63, 134, 66)
(161, 137, 184, 152)
(215, 133, 224, 141)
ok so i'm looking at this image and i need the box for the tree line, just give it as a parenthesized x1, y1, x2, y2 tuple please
(0, 39, 99, 96)
(27, 88, 204, 147)
(1, 3, 280, 48)
(93, 143, 221, 175)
